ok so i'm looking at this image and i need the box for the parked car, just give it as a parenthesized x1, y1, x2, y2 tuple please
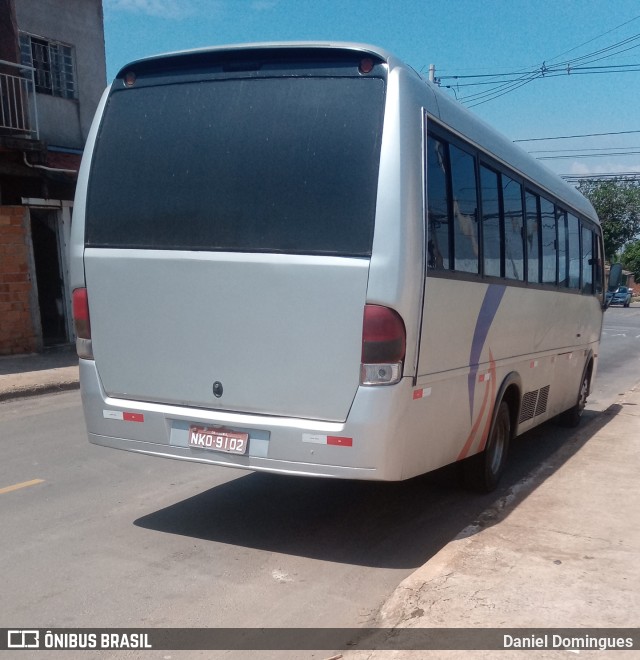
(610, 286, 633, 307)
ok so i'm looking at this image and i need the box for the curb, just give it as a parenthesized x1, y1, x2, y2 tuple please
(0, 380, 80, 403)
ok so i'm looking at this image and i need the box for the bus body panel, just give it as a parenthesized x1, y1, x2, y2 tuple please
(418, 279, 603, 379)
(84, 249, 369, 421)
(79, 358, 412, 480)
(364, 66, 427, 378)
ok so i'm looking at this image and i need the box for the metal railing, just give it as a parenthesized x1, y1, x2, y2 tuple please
(0, 59, 39, 139)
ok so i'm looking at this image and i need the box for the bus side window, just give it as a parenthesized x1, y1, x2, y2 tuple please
(480, 165, 500, 277)
(556, 207, 568, 287)
(503, 175, 524, 281)
(594, 233, 604, 295)
(582, 225, 594, 294)
(426, 135, 450, 270)
(449, 144, 479, 274)
(540, 197, 556, 284)
(567, 214, 580, 289)
(525, 191, 541, 283)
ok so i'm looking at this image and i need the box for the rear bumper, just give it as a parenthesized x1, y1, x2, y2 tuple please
(79, 359, 412, 480)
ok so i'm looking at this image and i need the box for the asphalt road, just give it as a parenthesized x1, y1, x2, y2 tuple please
(1, 306, 639, 659)
(588, 303, 640, 410)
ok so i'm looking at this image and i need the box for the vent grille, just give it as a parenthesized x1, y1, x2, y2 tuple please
(535, 385, 550, 417)
(519, 385, 552, 423)
(519, 391, 537, 423)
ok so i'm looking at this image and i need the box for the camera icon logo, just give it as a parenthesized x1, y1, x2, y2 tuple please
(7, 630, 40, 649)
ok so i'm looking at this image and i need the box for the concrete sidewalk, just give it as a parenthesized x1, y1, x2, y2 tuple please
(0, 344, 79, 401)
(346, 386, 640, 658)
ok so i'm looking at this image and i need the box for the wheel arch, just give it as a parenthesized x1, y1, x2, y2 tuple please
(581, 349, 595, 397)
(495, 371, 522, 438)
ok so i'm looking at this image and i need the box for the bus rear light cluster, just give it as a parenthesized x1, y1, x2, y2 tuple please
(72, 287, 94, 359)
(360, 304, 406, 385)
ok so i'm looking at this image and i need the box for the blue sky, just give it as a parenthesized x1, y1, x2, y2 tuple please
(102, 0, 640, 179)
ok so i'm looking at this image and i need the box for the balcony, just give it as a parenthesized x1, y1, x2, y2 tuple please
(0, 59, 38, 140)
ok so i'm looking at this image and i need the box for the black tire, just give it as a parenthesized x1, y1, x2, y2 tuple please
(461, 401, 511, 493)
(558, 369, 589, 428)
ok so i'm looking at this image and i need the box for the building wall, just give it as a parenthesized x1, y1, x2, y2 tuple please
(0, 206, 39, 354)
(15, 0, 107, 148)
(1, 1, 106, 353)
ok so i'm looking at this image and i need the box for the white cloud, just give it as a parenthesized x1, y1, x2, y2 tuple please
(105, 0, 198, 19)
(106, 0, 277, 20)
(567, 160, 640, 177)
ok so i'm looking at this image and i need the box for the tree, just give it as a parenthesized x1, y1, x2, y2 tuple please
(577, 179, 640, 262)
(621, 240, 640, 282)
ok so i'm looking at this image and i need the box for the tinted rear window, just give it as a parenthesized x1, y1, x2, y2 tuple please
(86, 76, 385, 256)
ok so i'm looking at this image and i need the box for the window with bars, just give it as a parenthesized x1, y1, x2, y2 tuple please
(19, 33, 76, 100)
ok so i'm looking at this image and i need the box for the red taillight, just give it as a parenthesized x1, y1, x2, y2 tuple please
(359, 58, 375, 74)
(361, 305, 406, 363)
(72, 288, 91, 339)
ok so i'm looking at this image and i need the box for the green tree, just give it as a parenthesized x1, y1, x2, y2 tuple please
(621, 240, 640, 282)
(577, 179, 640, 262)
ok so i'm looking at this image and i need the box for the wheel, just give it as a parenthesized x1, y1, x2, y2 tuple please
(558, 369, 589, 428)
(461, 401, 511, 493)
(624, 298, 630, 308)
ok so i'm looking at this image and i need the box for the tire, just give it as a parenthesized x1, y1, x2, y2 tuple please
(461, 401, 511, 493)
(558, 369, 589, 428)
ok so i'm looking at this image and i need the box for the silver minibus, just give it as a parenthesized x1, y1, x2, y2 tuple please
(71, 42, 606, 491)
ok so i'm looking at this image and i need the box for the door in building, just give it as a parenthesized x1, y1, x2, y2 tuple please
(30, 209, 68, 346)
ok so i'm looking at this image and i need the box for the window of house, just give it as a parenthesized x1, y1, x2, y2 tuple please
(19, 33, 76, 99)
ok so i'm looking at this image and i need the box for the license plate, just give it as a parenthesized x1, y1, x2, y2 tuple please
(188, 426, 249, 455)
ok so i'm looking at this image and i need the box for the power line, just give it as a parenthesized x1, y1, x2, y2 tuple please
(560, 171, 640, 180)
(440, 15, 640, 79)
(467, 74, 540, 108)
(456, 47, 640, 104)
(440, 35, 640, 86)
(529, 146, 640, 153)
(442, 24, 640, 107)
(538, 151, 640, 160)
(515, 130, 640, 142)
(443, 63, 640, 89)
(545, 14, 640, 64)
(464, 73, 537, 103)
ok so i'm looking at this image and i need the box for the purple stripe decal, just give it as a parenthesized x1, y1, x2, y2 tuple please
(468, 284, 506, 419)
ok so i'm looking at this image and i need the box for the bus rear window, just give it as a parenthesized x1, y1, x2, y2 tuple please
(86, 76, 385, 256)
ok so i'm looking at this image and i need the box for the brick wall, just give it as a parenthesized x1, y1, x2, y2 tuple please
(0, 206, 38, 354)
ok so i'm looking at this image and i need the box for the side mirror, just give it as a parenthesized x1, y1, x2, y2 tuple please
(608, 263, 623, 289)
(605, 263, 623, 309)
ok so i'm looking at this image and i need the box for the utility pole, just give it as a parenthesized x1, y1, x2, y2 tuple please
(428, 64, 436, 83)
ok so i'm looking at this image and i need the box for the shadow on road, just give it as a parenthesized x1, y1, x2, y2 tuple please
(134, 405, 621, 570)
